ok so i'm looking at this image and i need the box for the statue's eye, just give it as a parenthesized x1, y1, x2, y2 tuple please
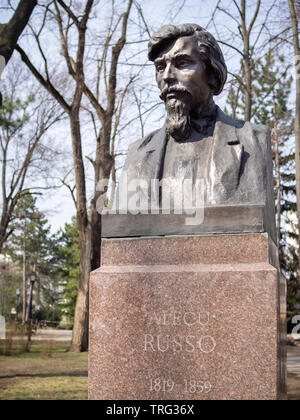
(176, 59, 191, 68)
(155, 63, 165, 72)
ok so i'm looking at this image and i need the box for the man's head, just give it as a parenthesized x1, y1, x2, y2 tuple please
(148, 24, 227, 140)
(149, 24, 227, 99)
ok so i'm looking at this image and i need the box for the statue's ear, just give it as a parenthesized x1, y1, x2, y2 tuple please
(207, 68, 218, 94)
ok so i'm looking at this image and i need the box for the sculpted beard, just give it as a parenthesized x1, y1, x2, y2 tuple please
(160, 87, 192, 141)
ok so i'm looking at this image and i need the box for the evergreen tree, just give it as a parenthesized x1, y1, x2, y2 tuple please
(55, 217, 80, 323)
(8, 194, 62, 321)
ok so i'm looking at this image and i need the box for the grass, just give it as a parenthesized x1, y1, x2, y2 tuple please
(0, 335, 299, 400)
(288, 373, 300, 401)
(0, 341, 88, 400)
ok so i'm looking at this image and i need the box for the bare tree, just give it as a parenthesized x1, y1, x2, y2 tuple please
(0, 65, 62, 254)
(288, 0, 300, 270)
(15, 0, 135, 351)
(207, 0, 281, 121)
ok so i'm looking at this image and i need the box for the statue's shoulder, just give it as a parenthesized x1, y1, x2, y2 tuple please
(218, 108, 270, 151)
(242, 121, 271, 155)
(218, 108, 270, 134)
(127, 139, 141, 153)
(216, 107, 244, 129)
(248, 121, 271, 139)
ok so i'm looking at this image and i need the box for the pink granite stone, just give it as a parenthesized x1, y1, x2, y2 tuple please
(101, 233, 277, 266)
(89, 234, 286, 400)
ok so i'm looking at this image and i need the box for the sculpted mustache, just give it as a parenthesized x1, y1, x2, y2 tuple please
(160, 86, 193, 101)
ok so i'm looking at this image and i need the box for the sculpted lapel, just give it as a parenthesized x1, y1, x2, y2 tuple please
(206, 109, 244, 204)
(137, 125, 167, 181)
(123, 126, 167, 208)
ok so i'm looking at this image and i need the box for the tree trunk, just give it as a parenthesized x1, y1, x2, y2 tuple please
(0, 0, 37, 63)
(0, 0, 37, 105)
(90, 123, 113, 273)
(0, 206, 9, 253)
(273, 100, 281, 250)
(244, 56, 252, 121)
(90, 208, 102, 269)
(288, 0, 300, 271)
(22, 235, 27, 322)
(69, 107, 90, 352)
(240, 0, 252, 121)
(69, 223, 91, 352)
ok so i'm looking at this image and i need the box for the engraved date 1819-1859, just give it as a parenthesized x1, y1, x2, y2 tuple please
(150, 378, 212, 394)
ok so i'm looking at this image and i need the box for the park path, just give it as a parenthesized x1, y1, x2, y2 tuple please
(32, 330, 300, 374)
(30, 330, 300, 377)
(32, 332, 300, 377)
(33, 329, 72, 342)
(287, 346, 300, 375)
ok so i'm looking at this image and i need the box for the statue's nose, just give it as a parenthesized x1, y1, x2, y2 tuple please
(162, 63, 176, 84)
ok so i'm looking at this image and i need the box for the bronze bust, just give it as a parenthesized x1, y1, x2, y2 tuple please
(121, 24, 274, 206)
(107, 24, 275, 239)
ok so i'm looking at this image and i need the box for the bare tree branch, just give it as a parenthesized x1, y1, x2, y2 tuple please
(0, 0, 37, 63)
(56, 0, 80, 26)
(248, 0, 261, 36)
(15, 44, 71, 114)
(61, 178, 77, 206)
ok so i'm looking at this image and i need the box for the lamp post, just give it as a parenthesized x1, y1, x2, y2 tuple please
(27, 272, 36, 322)
(26, 272, 37, 345)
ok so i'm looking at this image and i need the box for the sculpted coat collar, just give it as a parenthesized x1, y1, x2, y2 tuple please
(130, 106, 244, 204)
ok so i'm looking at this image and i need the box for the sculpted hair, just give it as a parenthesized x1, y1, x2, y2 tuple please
(148, 24, 227, 95)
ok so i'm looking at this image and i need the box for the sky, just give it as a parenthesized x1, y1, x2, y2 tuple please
(0, 0, 294, 234)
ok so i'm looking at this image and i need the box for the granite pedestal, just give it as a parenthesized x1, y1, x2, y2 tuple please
(88, 233, 286, 400)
